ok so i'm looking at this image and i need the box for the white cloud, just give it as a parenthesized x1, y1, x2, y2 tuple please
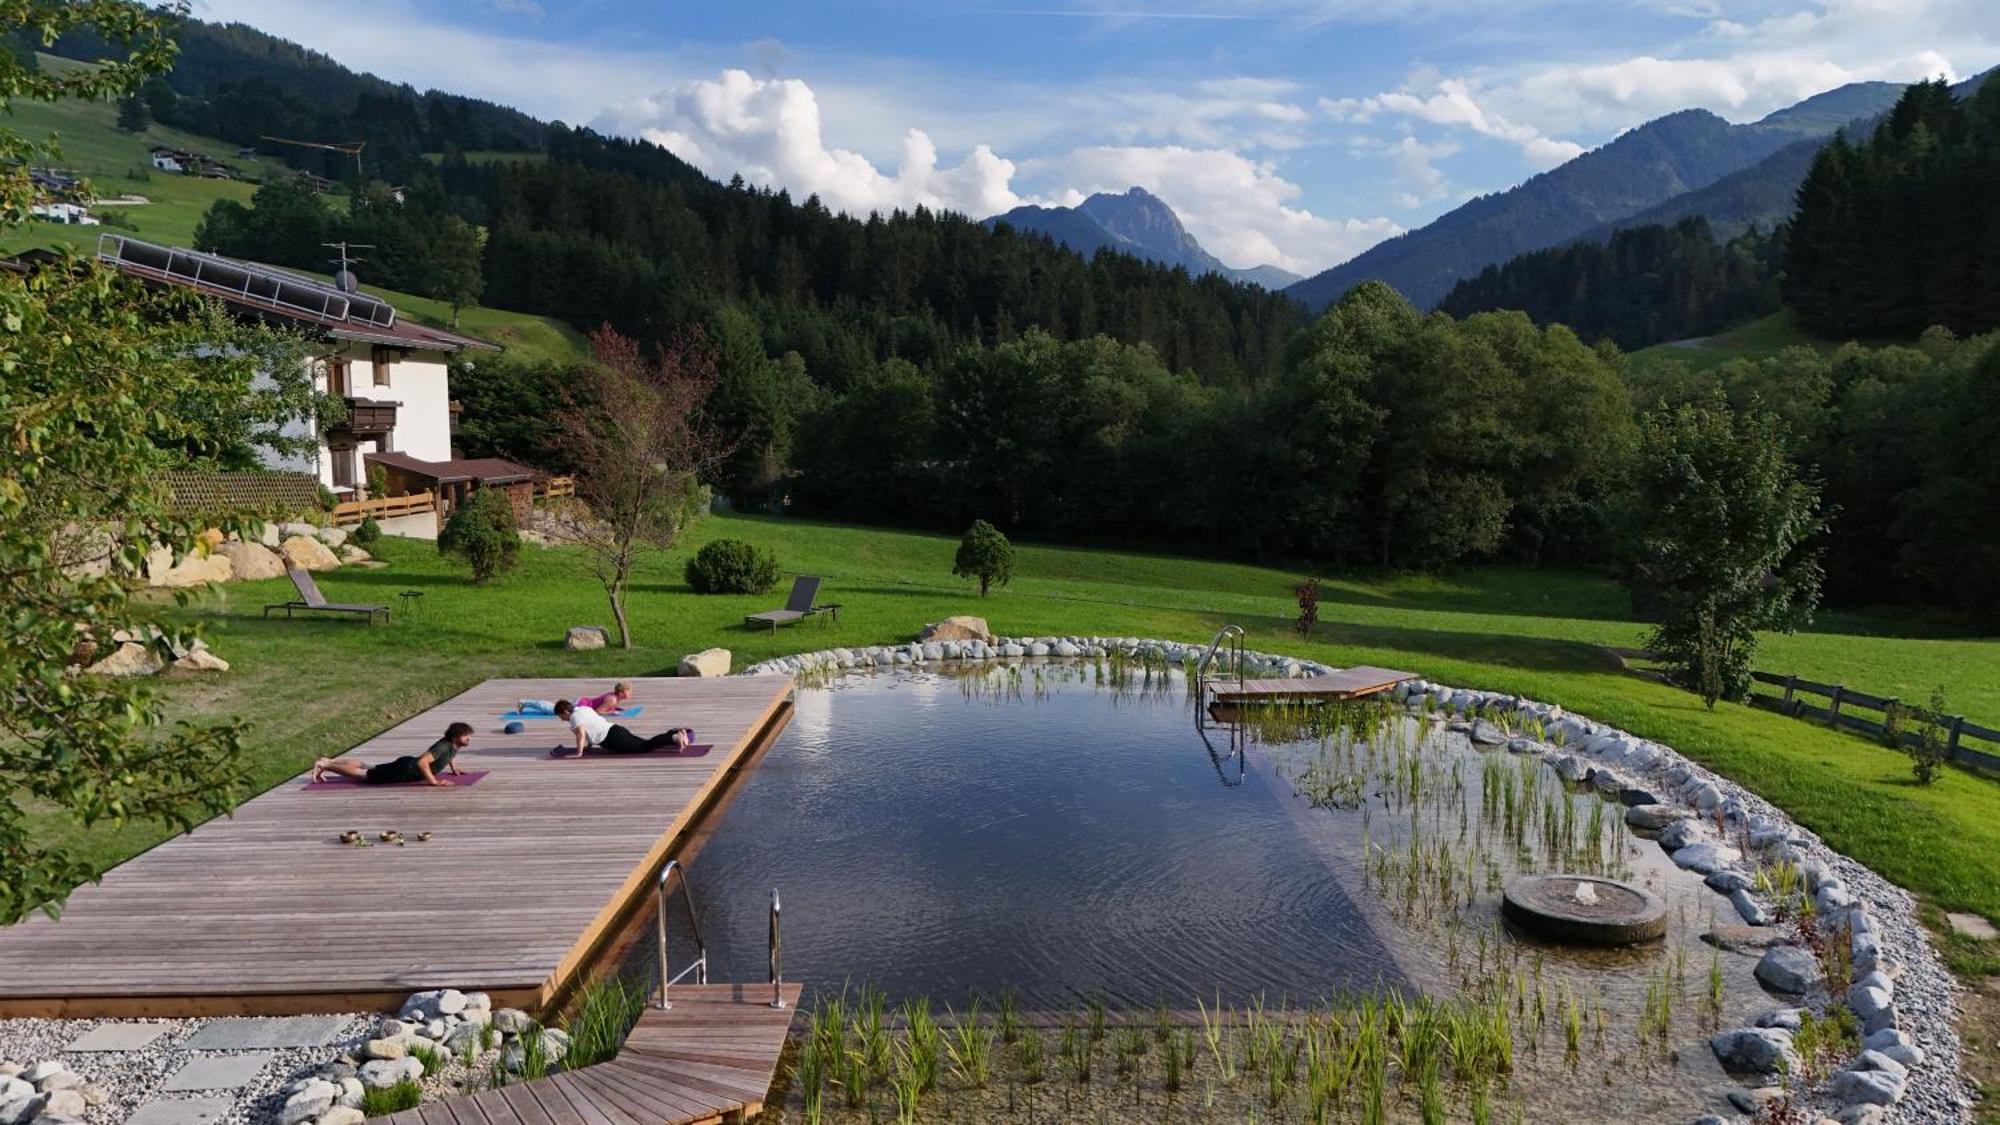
(596, 70, 1027, 219)
(1032, 145, 1402, 273)
(1337, 76, 1582, 168)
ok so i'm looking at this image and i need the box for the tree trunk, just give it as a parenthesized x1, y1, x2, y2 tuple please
(608, 579, 632, 649)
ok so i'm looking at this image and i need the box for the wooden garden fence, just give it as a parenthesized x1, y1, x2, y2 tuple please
(330, 490, 437, 527)
(1748, 671, 2000, 772)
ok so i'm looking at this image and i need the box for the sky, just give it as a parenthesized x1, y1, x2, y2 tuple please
(193, 0, 1994, 277)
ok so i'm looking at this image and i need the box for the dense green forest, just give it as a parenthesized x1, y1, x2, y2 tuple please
(1785, 78, 2000, 337)
(1437, 218, 1781, 350)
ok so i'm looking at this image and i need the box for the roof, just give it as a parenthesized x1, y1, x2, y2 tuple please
(91, 235, 499, 353)
(366, 451, 539, 485)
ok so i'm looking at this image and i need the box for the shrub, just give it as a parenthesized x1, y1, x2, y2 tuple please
(1907, 685, 1952, 785)
(684, 538, 780, 594)
(952, 520, 1015, 597)
(352, 516, 382, 546)
(360, 1078, 422, 1115)
(316, 483, 338, 513)
(438, 488, 519, 584)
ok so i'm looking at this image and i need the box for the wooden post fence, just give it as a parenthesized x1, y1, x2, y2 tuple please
(1747, 670, 2000, 774)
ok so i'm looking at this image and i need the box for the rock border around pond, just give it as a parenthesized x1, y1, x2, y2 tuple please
(741, 638, 1973, 1125)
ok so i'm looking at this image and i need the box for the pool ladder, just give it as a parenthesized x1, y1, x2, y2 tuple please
(1195, 624, 1246, 700)
(655, 859, 787, 1010)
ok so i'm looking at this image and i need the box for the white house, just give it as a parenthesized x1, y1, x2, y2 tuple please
(148, 149, 185, 173)
(95, 235, 528, 518)
(30, 202, 97, 225)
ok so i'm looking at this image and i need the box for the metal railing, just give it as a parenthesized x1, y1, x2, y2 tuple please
(655, 860, 706, 1010)
(768, 889, 786, 1009)
(1195, 624, 1245, 695)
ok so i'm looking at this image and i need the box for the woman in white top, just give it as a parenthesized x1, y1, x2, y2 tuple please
(552, 699, 691, 758)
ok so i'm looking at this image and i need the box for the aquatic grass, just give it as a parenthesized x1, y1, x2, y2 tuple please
(943, 1001, 995, 1089)
(562, 974, 647, 1069)
(1161, 1025, 1186, 1095)
(361, 1078, 423, 1115)
(1196, 995, 1236, 1080)
(889, 1039, 924, 1125)
(1059, 1019, 1092, 1086)
(899, 996, 941, 1093)
(1086, 990, 1108, 1042)
(797, 1035, 829, 1125)
(1015, 1026, 1045, 1085)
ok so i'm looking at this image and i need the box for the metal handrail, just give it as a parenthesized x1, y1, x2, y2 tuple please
(655, 859, 707, 1010)
(768, 889, 786, 1009)
(1195, 625, 1246, 693)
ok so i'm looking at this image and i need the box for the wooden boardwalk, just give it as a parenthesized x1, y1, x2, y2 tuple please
(387, 983, 803, 1125)
(1207, 665, 1416, 705)
(0, 676, 794, 1017)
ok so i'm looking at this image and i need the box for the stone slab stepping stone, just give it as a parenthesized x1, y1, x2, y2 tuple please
(66, 1022, 173, 1051)
(183, 1015, 348, 1050)
(161, 1053, 273, 1092)
(125, 1097, 234, 1125)
(1947, 912, 1997, 941)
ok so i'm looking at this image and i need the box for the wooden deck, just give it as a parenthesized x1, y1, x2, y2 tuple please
(1207, 665, 1416, 705)
(0, 676, 794, 1017)
(387, 983, 803, 1125)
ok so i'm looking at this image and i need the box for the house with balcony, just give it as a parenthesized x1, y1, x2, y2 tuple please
(94, 235, 537, 530)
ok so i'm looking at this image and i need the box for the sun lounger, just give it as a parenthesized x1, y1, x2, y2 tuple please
(264, 566, 391, 624)
(743, 576, 838, 633)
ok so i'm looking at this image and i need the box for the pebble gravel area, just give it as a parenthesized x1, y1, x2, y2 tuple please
(747, 637, 1980, 1125)
(0, 1015, 371, 1125)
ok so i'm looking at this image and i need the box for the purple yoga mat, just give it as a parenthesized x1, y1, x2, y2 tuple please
(302, 769, 491, 791)
(547, 744, 713, 760)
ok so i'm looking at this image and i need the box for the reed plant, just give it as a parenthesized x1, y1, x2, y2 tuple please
(943, 1001, 995, 1089)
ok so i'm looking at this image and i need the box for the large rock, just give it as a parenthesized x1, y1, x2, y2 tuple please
(144, 546, 234, 588)
(920, 616, 995, 645)
(85, 640, 163, 678)
(1831, 1067, 1906, 1106)
(321, 1109, 367, 1125)
(1624, 800, 1688, 828)
(280, 1082, 337, 1125)
(216, 539, 287, 581)
(1672, 842, 1742, 875)
(1658, 818, 1707, 850)
(0, 1096, 39, 1125)
(317, 525, 349, 548)
(1754, 945, 1822, 994)
(1710, 1027, 1798, 1074)
(280, 535, 341, 572)
(564, 626, 609, 651)
(357, 1058, 423, 1089)
(1703, 925, 1790, 953)
(678, 647, 732, 677)
(1862, 1028, 1923, 1068)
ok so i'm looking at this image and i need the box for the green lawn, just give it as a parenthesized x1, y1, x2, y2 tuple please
(1630, 310, 1845, 372)
(41, 512, 2000, 928)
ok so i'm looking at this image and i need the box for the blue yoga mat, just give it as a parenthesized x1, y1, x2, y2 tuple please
(499, 704, 644, 721)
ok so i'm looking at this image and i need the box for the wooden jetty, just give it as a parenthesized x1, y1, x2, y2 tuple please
(0, 676, 794, 1018)
(385, 983, 804, 1125)
(1206, 665, 1416, 705)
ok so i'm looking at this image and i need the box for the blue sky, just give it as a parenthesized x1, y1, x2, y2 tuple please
(197, 0, 1993, 275)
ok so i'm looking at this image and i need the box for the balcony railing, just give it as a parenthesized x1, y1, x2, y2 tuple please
(333, 396, 397, 436)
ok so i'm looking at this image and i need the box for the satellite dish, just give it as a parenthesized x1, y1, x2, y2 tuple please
(333, 268, 359, 294)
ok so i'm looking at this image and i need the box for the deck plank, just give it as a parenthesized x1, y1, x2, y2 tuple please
(1208, 665, 1416, 704)
(0, 676, 793, 1015)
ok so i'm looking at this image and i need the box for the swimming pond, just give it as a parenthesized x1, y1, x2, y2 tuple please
(633, 661, 1783, 1119)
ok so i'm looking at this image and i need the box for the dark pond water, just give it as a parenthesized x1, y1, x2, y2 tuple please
(675, 665, 1414, 1009)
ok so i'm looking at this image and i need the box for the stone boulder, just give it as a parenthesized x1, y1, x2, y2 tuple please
(1671, 842, 1743, 875)
(171, 640, 229, 674)
(317, 525, 349, 548)
(357, 1058, 422, 1089)
(340, 545, 373, 564)
(920, 616, 995, 645)
(216, 539, 287, 581)
(280, 535, 341, 572)
(1754, 945, 1822, 994)
(144, 546, 234, 588)
(565, 626, 609, 651)
(1831, 1067, 1905, 1107)
(1702, 925, 1790, 953)
(679, 647, 732, 677)
(85, 641, 163, 678)
(1709, 1027, 1798, 1074)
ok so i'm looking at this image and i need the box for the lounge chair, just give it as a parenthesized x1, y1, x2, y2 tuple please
(264, 566, 391, 625)
(744, 576, 838, 633)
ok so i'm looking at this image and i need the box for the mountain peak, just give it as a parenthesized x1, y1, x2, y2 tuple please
(988, 188, 1300, 289)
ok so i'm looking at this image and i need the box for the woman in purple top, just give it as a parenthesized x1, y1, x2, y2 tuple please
(517, 681, 633, 716)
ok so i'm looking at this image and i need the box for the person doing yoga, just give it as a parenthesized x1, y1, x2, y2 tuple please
(314, 722, 473, 786)
(516, 681, 633, 715)
(554, 699, 691, 758)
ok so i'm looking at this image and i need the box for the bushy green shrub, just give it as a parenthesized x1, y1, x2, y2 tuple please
(438, 488, 519, 584)
(352, 516, 381, 546)
(684, 538, 780, 594)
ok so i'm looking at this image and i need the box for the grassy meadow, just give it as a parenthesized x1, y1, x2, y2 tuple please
(41, 511, 2000, 929)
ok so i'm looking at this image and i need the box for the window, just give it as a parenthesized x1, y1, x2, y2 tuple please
(371, 346, 392, 387)
(327, 357, 351, 398)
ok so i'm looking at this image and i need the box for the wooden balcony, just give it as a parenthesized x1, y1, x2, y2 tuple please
(332, 396, 397, 436)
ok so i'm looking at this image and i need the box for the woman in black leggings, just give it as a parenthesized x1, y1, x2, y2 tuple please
(553, 699, 691, 758)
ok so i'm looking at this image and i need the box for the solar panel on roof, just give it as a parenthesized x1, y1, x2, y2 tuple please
(96, 235, 396, 330)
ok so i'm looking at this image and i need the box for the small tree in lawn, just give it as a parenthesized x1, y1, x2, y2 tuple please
(1627, 391, 1825, 708)
(548, 326, 727, 648)
(437, 487, 519, 583)
(1295, 577, 1321, 638)
(1906, 685, 1952, 785)
(953, 520, 1015, 597)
